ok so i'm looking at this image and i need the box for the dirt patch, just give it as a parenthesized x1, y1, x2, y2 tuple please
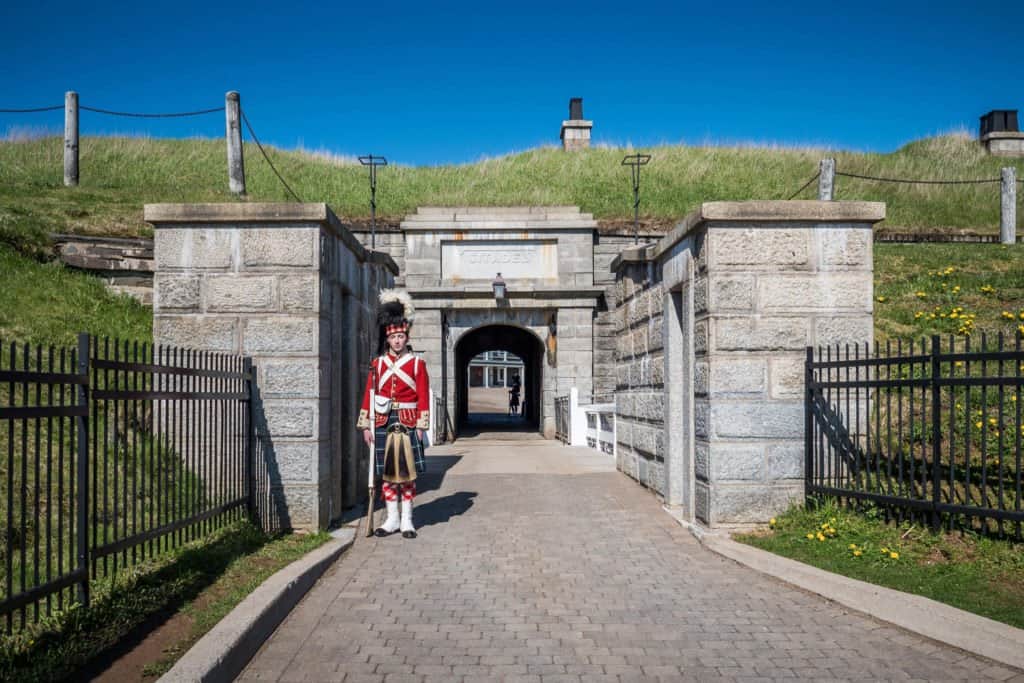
(86, 609, 194, 682)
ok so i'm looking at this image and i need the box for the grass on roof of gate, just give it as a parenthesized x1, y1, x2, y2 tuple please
(0, 519, 329, 682)
(1, 132, 1022, 258)
(735, 500, 1024, 630)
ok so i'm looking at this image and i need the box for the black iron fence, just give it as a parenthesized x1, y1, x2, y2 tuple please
(0, 333, 254, 633)
(806, 334, 1023, 540)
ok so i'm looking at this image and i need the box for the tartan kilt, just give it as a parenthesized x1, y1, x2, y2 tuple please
(374, 410, 426, 481)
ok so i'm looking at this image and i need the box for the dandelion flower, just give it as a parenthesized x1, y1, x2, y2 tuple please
(806, 533, 815, 540)
(890, 552, 899, 560)
(848, 543, 857, 550)
(853, 550, 863, 557)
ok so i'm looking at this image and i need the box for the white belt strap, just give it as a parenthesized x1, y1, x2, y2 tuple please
(392, 402, 417, 410)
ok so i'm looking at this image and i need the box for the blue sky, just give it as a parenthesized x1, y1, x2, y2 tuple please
(2, 1, 1022, 166)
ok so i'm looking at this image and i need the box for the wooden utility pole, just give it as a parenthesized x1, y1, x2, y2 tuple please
(1001, 167, 1017, 245)
(225, 91, 246, 195)
(818, 158, 835, 200)
(64, 91, 79, 187)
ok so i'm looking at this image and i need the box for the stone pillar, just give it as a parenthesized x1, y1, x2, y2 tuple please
(146, 203, 397, 532)
(560, 119, 593, 151)
(614, 200, 884, 528)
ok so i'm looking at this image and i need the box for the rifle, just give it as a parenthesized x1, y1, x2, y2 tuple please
(363, 360, 378, 538)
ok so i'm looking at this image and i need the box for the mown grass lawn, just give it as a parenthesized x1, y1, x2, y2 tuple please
(736, 501, 1024, 630)
(0, 520, 329, 682)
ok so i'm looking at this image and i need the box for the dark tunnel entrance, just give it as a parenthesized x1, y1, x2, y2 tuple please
(454, 325, 544, 434)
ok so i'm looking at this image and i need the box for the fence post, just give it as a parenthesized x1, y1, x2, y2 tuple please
(75, 332, 90, 607)
(930, 335, 941, 531)
(225, 91, 246, 195)
(64, 91, 79, 187)
(818, 158, 835, 200)
(804, 346, 814, 498)
(244, 357, 257, 525)
(1001, 167, 1016, 245)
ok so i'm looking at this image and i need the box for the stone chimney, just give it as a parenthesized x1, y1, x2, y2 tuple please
(560, 97, 592, 151)
(980, 110, 1024, 157)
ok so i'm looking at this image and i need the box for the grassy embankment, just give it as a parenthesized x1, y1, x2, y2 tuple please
(0, 252, 329, 679)
(736, 501, 1024, 629)
(1, 132, 1022, 260)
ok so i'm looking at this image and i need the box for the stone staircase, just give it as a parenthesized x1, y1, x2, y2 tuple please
(53, 234, 154, 305)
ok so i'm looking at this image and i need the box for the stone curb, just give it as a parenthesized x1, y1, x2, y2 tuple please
(694, 530, 1024, 672)
(158, 527, 356, 683)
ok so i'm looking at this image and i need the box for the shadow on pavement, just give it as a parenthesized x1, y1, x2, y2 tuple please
(414, 491, 478, 528)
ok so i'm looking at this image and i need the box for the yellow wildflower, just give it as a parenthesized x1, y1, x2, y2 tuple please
(890, 552, 900, 560)
(853, 550, 863, 557)
(806, 533, 815, 540)
(876, 296, 887, 303)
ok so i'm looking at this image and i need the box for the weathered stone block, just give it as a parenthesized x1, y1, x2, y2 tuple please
(263, 361, 319, 397)
(814, 316, 874, 347)
(694, 319, 709, 354)
(710, 276, 755, 311)
(758, 274, 872, 312)
(155, 228, 235, 270)
(695, 442, 709, 480)
(243, 318, 318, 354)
(264, 404, 315, 437)
(769, 356, 804, 399)
(206, 275, 276, 312)
(695, 481, 710, 524)
(280, 274, 318, 311)
(709, 358, 766, 397)
(241, 228, 315, 268)
(709, 228, 809, 267)
(694, 400, 709, 439)
(709, 443, 765, 481)
(693, 276, 708, 313)
(154, 316, 238, 353)
(694, 361, 709, 396)
(767, 442, 804, 480)
(818, 227, 871, 268)
(273, 441, 318, 482)
(710, 402, 802, 439)
(154, 274, 200, 310)
(714, 317, 809, 352)
(710, 483, 802, 524)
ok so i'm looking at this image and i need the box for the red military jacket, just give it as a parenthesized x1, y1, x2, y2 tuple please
(356, 350, 430, 430)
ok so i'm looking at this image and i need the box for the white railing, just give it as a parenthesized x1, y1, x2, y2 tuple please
(563, 387, 615, 456)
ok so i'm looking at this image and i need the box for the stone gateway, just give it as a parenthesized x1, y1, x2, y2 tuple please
(148, 200, 882, 532)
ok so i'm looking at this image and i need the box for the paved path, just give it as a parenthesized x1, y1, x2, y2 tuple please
(240, 438, 1023, 682)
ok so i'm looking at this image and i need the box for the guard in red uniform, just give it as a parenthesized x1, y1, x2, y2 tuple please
(357, 290, 430, 539)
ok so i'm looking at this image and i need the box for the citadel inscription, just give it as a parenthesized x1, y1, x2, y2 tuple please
(441, 240, 558, 281)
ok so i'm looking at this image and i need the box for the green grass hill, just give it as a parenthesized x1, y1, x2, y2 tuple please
(2, 132, 1022, 258)
(1, 132, 1023, 347)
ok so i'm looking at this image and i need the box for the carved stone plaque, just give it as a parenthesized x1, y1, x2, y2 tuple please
(441, 240, 557, 281)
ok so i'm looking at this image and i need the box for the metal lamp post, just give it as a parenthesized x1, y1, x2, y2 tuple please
(358, 154, 387, 249)
(622, 154, 651, 244)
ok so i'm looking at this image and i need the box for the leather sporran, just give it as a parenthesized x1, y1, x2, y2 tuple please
(383, 423, 417, 483)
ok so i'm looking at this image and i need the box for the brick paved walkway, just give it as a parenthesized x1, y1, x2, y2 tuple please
(240, 437, 1023, 682)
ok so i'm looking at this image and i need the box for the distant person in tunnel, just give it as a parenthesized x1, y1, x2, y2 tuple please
(508, 373, 521, 416)
(357, 290, 430, 539)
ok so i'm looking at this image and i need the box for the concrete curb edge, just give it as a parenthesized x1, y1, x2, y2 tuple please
(159, 527, 356, 683)
(692, 529, 1024, 672)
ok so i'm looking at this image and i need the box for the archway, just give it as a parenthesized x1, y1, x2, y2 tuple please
(454, 325, 544, 433)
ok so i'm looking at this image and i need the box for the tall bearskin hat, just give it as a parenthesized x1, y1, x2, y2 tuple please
(377, 289, 415, 354)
